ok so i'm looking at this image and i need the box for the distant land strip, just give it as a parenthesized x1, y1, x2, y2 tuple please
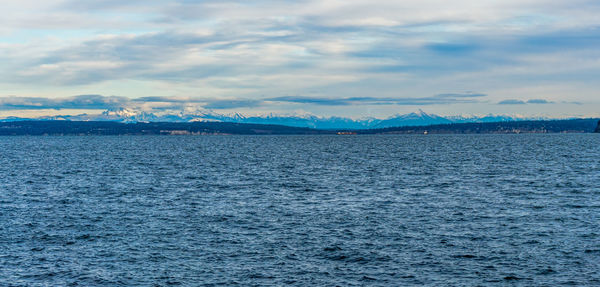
(0, 119, 599, 136)
(358, 118, 600, 134)
(0, 121, 330, 136)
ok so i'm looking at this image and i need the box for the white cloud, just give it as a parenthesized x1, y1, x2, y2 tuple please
(0, 0, 599, 117)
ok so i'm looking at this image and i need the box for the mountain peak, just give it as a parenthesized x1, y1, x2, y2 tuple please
(1, 108, 545, 130)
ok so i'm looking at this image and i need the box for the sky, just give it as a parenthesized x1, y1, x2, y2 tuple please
(1, 0, 599, 118)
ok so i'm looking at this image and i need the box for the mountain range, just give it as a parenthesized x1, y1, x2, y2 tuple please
(1, 109, 553, 130)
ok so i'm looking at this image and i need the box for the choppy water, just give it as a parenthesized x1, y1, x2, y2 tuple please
(1, 134, 599, 286)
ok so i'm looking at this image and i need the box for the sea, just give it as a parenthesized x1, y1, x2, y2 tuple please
(0, 134, 599, 286)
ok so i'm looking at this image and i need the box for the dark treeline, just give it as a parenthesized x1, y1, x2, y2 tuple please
(0, 119, 599, 135)
(358, 119, 600, 134)
(0, 121, 331, 135)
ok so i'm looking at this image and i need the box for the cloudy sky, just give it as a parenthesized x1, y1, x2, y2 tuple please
(1, 0, 599, 118)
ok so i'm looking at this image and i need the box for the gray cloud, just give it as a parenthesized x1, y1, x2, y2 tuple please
(0, 95, 128, 110)
(132, 97, 206, 103)
(267, 96, 351, 106)
(268, 93, 486, 106)
(561, 101, 582, 105)
(0, 92, 487, 111)
(526, 99, 553, 104)
(498, 99, 554, 105)
(8, 29, 317, 86)
(498, 99, 526, 105)
(435, 93, 487, 98)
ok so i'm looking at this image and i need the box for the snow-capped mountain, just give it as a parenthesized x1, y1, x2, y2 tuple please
(0, 109, 553, 129)
(373, 109, 453, 128)
(202, 114, 377, 130)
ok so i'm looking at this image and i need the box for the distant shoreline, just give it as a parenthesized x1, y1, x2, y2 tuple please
(0, 119, 598, 136)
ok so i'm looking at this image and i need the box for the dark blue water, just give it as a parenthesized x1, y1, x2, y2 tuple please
(1, 134, 599, 286)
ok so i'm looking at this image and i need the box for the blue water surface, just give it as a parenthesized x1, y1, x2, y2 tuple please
(0, 134, 599, 286)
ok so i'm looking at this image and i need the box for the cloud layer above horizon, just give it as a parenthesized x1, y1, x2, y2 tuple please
(1, 0, 599, 117)
(0, 93, 488, 111)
